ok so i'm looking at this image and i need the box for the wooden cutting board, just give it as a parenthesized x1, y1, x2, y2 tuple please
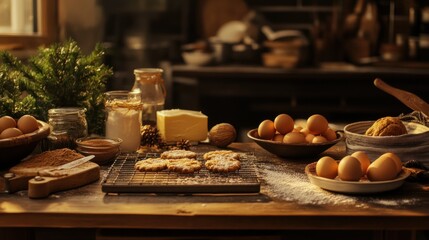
(27, 162, 100, 199)
(2, 148, 100, 198)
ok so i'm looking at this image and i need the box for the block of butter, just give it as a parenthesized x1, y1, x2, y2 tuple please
(157, 109, 208, 143)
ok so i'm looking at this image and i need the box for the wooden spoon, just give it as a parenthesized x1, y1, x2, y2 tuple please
(374, 78, 429, 116)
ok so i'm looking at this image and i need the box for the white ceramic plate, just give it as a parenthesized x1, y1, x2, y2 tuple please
(305, 162, 410, 194)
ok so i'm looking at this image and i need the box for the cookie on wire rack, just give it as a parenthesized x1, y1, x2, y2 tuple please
(203, 150, 241, 173)
(161, 149, 197, 159)
(135, 158, 168, 172)
(166, 158, 202, 174)
(203, 150, 240, 161)
(205, 158, 241, 173)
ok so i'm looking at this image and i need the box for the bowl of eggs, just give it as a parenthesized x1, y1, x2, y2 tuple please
(247, 114, 344, 158)
(0, 115, 50, 169)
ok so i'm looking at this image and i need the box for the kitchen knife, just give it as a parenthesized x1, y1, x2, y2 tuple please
(39, 155, 95, 177)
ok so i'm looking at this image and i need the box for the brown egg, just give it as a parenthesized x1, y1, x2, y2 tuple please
(366, 155, 398, 181)
(283, 132, 306, 144)
(17, 115, 39, 134)
(307, 114, 329, 135)
(292, 126, 303, 132)
(338, 156, 362, 181)
(305, 133, 315, 143)
(274, 114, 294, 135)
(312, 135, 328, 143)
(316, 156, 338, 179)
(379, 152, 402, 174)
(272, 134, 284, 142)
(300, 128, 310, 135)
(0, 127, 23, 139)
(322, 127, 337, 141)
(351, 151, 371, 176)
(258, 119, 276, 140)
(0, 116, 16, 133)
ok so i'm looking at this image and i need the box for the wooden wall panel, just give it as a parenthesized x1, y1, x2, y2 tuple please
(196, 0, 249, 39)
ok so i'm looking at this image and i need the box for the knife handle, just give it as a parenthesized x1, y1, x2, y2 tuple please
(0, 173, 32, 193)
(374, 78, 429, 116)
(28, 164, 100, 198)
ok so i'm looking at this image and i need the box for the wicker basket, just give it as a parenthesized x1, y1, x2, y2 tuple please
(344, 121, 429, 164)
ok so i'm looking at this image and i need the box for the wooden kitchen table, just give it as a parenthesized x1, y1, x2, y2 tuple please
(0, 142, 429, 240)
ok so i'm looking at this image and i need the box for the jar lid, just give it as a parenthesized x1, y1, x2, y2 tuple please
(104, 91, 142, 110)
(48, 108, 86, 116)
(133, 68, 163, 74)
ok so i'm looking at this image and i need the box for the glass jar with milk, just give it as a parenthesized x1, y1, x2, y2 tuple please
(105, 91, 142, 152)
(132, 68, 166, 126)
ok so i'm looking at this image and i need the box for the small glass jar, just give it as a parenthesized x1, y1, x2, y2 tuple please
(105, 91, 142, 152)
(48, 108, 88, 149)
(132, 68, 166, 126)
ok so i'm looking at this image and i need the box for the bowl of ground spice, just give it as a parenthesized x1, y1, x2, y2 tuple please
(76, 136, 122, 165)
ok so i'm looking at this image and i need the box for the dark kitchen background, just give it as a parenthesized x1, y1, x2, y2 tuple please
(3, 0, 429, 140)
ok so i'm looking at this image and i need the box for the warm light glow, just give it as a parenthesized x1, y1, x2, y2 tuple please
(0, 0, 38, 35)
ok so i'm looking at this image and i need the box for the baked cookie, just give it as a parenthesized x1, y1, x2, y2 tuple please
(135, 158, 168, 172)
(167, 158, 202, 174)
(205, 158, 241, 173)
(160, 149, 197, 159)
(365, 116, 408, 136)
(203, 150, 240, 161)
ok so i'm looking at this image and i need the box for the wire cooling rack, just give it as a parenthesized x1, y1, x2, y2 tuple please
(101, 152, 261, 194)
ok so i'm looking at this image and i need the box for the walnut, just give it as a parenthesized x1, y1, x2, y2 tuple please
(208, 123, 237, 148)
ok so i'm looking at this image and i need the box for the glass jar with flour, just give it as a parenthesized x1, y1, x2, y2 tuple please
(105, 91, 142, 152)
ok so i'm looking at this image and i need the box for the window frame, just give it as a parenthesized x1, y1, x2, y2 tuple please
(0, 0, 58, 49)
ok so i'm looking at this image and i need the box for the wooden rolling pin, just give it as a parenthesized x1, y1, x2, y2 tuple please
(374, 78, 429, 116)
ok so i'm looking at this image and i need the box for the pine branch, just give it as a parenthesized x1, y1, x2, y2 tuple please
(0, 40, 113, 133)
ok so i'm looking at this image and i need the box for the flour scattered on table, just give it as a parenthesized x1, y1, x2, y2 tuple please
(261, 167, 358, 205)
(260, 166, 418, 208)
(369, 198, 417, 206)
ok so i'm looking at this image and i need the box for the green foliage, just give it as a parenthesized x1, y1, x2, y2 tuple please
(0, 40, 113, 134)
(0, 64, 38, 118)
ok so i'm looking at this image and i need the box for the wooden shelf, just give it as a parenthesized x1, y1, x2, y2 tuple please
(164, 62, 429, 128)
(254, 6, 338, 13)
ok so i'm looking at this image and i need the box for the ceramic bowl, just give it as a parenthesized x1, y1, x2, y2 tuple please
(0, 120, 50, 169)
(247, 129, 344, 158)
(76, 136, 122, 165)
(182, 51, 213, 66)
(217, 20, 246, 43)
(344, 121, 429, 163)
